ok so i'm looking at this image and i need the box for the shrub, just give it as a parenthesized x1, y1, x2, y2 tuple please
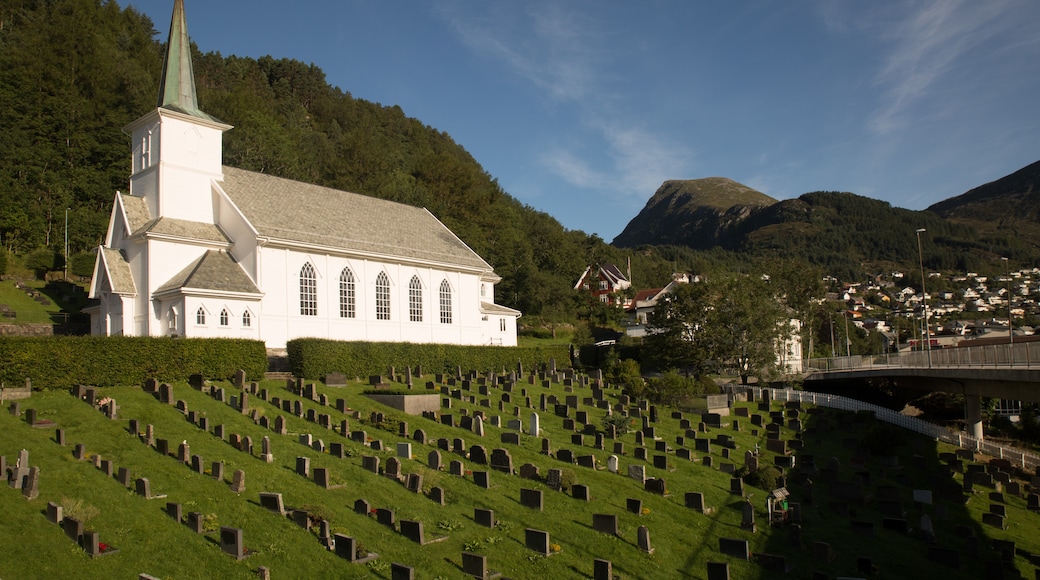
(24, 247, 59, 279)
(287, 338, 569, 379)
(0, 336, 267, 388)
(741, 465, 781, 491)
(70, 251, 96, 278)
(558, 468, 577, 492)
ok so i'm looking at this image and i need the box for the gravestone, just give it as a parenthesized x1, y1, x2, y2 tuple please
(135, 477, 152, 498)
(219, 527, 246, 560)
(475, 508, 495, 528)
(259, 492, 286, 515)
(429, 486, 445, 505)
(718, 537, 750, 560)
(473, 470, 490, 488)
(520, 488, 544, 510)
(638, 525, 654, 553)
(230, 470, 246, 494)
(167, 502, 182, 523)
(741, 501, 756, 532)
(524, 528, 552, 556)
(592, 513, 619, 535)
(686, 492, 711, 513)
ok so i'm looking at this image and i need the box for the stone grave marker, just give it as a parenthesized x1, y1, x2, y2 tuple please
(219, 527, 246, 560)
(520, 488, 544, 510)
(230, 470, 246, 494)
(524, 528, 552, 556)
(592, 513, 619, 535)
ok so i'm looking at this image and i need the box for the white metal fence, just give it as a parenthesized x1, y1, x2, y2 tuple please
(724, 385, 1040, 471)
(803, 341, 1040, 373)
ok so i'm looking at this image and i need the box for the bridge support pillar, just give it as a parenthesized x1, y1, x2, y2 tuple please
(966, 396, 984, 441)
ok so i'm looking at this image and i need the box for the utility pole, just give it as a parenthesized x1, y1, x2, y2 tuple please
(916, 228, 931, 367)
(64, 208, 70, 282)
(1003, 257, 1013, 365)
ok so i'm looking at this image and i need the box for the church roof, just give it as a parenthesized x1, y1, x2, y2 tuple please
(139, 217, 229, 243)
(99, 248, 136, 295)
(120, 194, 152, 233)
(218, 166, 493, 271)
(155, 250, 261, 296)
(155, 0, 221, 123)
(480, 301, 522, 316)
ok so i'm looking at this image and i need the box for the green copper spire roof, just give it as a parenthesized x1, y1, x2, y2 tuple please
(156, 0, 219, 122)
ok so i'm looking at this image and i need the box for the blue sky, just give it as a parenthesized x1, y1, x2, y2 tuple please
(129, 1, 1040, 242)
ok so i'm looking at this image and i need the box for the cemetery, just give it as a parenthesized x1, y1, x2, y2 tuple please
(2, 362, 1039, 578)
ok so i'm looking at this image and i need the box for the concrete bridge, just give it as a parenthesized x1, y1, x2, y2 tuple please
(801, 341, 1040, 441)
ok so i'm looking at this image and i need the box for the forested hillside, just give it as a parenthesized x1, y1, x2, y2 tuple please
(0, 0, 688, 317)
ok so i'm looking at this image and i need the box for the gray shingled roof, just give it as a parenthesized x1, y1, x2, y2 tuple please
(480, 301, 522, 316)
(119, 194, 228, 243)
(218, 166, 492, 271)
(139, 217, 229, 243)
(120, 194, 151, 233)
(155, 250, 261, 295)
(100, 248, 137, 295)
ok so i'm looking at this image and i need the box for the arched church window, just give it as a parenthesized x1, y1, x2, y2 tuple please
(376, 271, 390, 320)
(300, 263, 317, 316)
(196, 307, 205, 325)
(439, 279, 453, 324)
(340, 268, 356, 318)
(409, 276, 423, 322)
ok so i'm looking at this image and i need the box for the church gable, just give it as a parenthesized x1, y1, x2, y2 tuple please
(89, 247, 136, 298)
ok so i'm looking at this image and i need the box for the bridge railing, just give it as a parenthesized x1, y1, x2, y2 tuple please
(803, 341, 1040, 373)
(724, 385, 1040, 471)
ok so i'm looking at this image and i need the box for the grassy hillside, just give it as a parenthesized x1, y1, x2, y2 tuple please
(1, 369, 1034, 578)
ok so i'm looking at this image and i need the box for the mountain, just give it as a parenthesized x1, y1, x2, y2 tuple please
(927, 160, 1040, 250)
(612, 171, 1040, 280)
(611, 178, 776, 248)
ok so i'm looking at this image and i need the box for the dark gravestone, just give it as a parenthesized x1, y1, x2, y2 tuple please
(719, 537, 750, 560)
(520, 488, 544, 510)
(525, 528, 552, 556)
(592, 513, 619, 535)
(475, 508, 495, 528)
(219, 526, 246, 560)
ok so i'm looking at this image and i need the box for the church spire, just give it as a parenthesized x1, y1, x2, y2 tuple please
(156, 0, 215, 121)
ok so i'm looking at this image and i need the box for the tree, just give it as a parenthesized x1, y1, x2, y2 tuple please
(644, 272, 792, 383)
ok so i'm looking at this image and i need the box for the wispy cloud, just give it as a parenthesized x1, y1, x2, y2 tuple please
(866, 1, 1020, 135)
(438, 2, 693, 200)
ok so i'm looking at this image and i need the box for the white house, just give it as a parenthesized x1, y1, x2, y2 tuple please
(87, 0, 519, 349)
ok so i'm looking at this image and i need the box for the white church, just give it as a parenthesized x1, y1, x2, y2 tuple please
(87, 0, 520, 349)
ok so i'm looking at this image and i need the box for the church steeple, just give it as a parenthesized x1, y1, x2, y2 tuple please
(156, 0, 217, 122)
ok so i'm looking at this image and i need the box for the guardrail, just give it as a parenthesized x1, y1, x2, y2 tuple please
(803, 341, 1040, 373)
(724, 385, 1040, 471)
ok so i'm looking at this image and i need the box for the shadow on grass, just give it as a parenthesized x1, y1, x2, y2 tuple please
(751, 396, 1026, 579)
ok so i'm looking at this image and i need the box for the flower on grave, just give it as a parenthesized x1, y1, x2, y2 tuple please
(641, 507, 651, 515)
(98, 542, 108, 552)
(369, 509, 377, 515)
(465, 470, 472, 475)
(549, 543, 561, 553)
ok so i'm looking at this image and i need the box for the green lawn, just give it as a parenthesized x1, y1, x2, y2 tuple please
(0, 279, 83, 324)
(0, 371, 1033, 578)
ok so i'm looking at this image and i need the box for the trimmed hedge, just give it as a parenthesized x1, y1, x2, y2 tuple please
(0, 336, 267, 389)
(287, 338, 571, 380)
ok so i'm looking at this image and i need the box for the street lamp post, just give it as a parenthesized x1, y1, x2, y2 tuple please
(843, 311, 851, 357)
(64, 208, 70, 282)
(1003, 257, 1013, 365)
(916, 228, 931, 367)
